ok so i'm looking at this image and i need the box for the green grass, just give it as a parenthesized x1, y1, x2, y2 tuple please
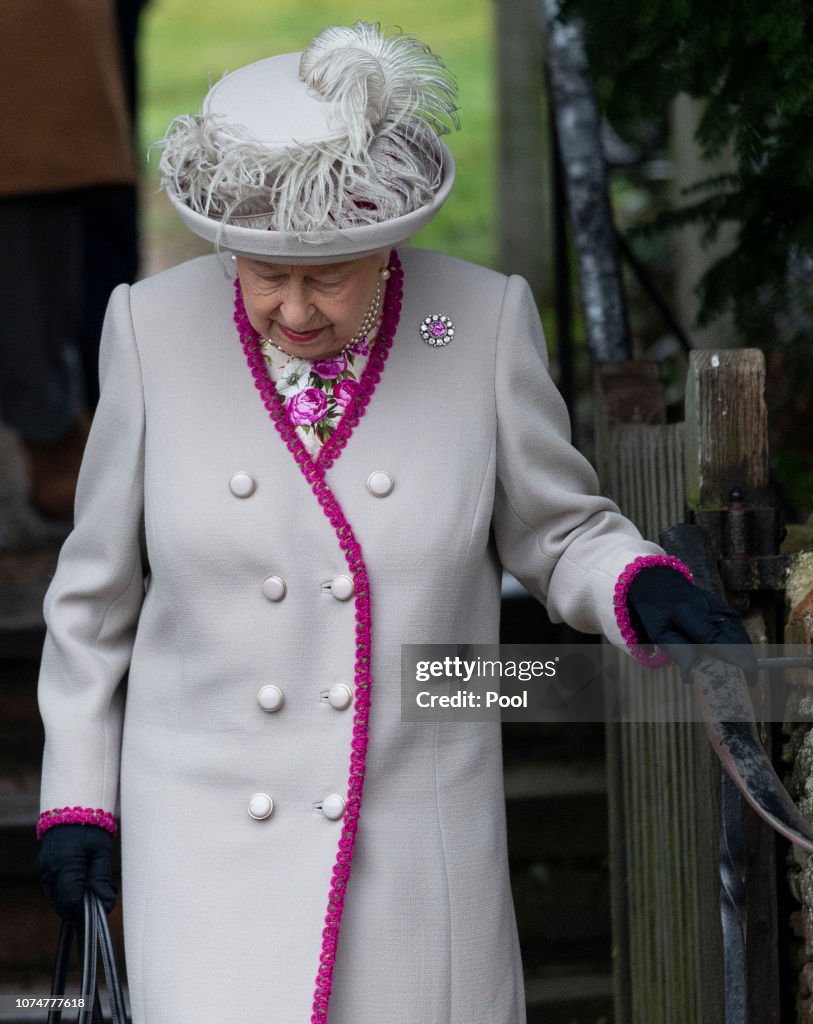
(141, 1, 497, 267)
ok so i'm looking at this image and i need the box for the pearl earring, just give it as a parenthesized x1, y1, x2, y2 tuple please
(379, 267, 391, 281)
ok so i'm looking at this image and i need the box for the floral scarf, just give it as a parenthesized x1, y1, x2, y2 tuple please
(259, 335, 374, 458)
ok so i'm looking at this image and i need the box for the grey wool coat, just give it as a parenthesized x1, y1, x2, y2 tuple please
(38, 247, 663, 1024)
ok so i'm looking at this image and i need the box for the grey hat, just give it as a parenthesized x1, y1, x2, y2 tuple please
(157, 22, 459, 263)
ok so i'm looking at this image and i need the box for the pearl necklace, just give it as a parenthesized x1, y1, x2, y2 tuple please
(262, 273, 387, 358)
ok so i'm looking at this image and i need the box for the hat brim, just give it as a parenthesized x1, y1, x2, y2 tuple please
(167, 141, 456, 265)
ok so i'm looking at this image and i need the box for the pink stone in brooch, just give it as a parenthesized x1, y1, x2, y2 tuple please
(420, 314, 455, 347)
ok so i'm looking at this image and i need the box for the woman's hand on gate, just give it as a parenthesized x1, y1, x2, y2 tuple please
(626, 566, 757, 684)
(37, 824, 117, 922)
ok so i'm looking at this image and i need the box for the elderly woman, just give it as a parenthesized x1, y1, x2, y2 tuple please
(35, 22, 750, 1024)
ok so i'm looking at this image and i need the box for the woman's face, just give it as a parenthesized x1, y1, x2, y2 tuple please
(236, 251, 389, 360)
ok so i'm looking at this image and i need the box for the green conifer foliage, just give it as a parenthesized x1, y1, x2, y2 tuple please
(559, 0, 813, 329)
(560, 0, 813, 506)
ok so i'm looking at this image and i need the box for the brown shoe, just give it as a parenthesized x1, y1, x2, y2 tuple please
(22, 410, 92, 520)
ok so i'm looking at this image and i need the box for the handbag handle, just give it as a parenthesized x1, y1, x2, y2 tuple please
(93, 893, 128, 1023)
(47, 891, 129, 1024)
(77, 891, 98, 1024)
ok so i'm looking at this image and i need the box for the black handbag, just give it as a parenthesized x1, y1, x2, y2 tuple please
(47, 890, 130, 1024)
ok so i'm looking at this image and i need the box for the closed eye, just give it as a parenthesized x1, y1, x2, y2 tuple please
(306, 276, 345, 288)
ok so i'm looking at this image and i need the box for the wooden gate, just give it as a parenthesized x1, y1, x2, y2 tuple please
(595, 351, 790, 1023)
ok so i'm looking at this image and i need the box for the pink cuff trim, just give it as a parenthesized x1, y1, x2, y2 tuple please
(36, 807, 117, 841)
(613, 554, 694, 668)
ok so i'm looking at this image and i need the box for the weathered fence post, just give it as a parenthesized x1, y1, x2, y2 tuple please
(684, 349, 781, 1024)
(683, 350, 770, 509)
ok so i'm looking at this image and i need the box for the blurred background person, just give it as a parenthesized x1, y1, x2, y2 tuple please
(0, 0, 142, 520)
(80, 0, 150, 413)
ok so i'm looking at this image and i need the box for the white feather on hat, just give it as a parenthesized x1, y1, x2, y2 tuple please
(157, 22, 459, 243)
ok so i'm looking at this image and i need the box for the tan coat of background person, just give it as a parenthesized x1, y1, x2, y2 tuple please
(0, 0, 139, 519)
(0, 0, 136, 196)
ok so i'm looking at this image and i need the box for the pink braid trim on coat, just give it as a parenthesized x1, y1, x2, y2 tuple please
(613, 554, 694, 668)
(36, 807, 117, 840)
(234, 250, 403, 1024)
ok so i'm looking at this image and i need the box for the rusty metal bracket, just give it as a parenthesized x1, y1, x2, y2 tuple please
(690, 490, 788, 593)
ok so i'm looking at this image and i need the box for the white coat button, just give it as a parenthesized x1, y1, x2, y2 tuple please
(262, 576, 287, 602)
(366, 470, 394, 497)
(248, 793, 274, 820)
(327, 684, 353, 711)
(331, 574, 354, 601)
(229, 471, 256, 498)
(256, 684, 284, 712)
(321, 794, 346, 821)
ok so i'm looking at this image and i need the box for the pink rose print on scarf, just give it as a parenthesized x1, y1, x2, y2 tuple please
(286, 387, 328, 425)
(333, 378, 360, 409)
(350, 337, 371, 356)
(311, 354, 348, 379)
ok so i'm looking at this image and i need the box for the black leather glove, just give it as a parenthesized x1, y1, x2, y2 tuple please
(37, 824, 117, 922)
(626, 565, 757, 684)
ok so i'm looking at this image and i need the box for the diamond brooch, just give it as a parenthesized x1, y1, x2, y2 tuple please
(420, 314, 455, 347)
